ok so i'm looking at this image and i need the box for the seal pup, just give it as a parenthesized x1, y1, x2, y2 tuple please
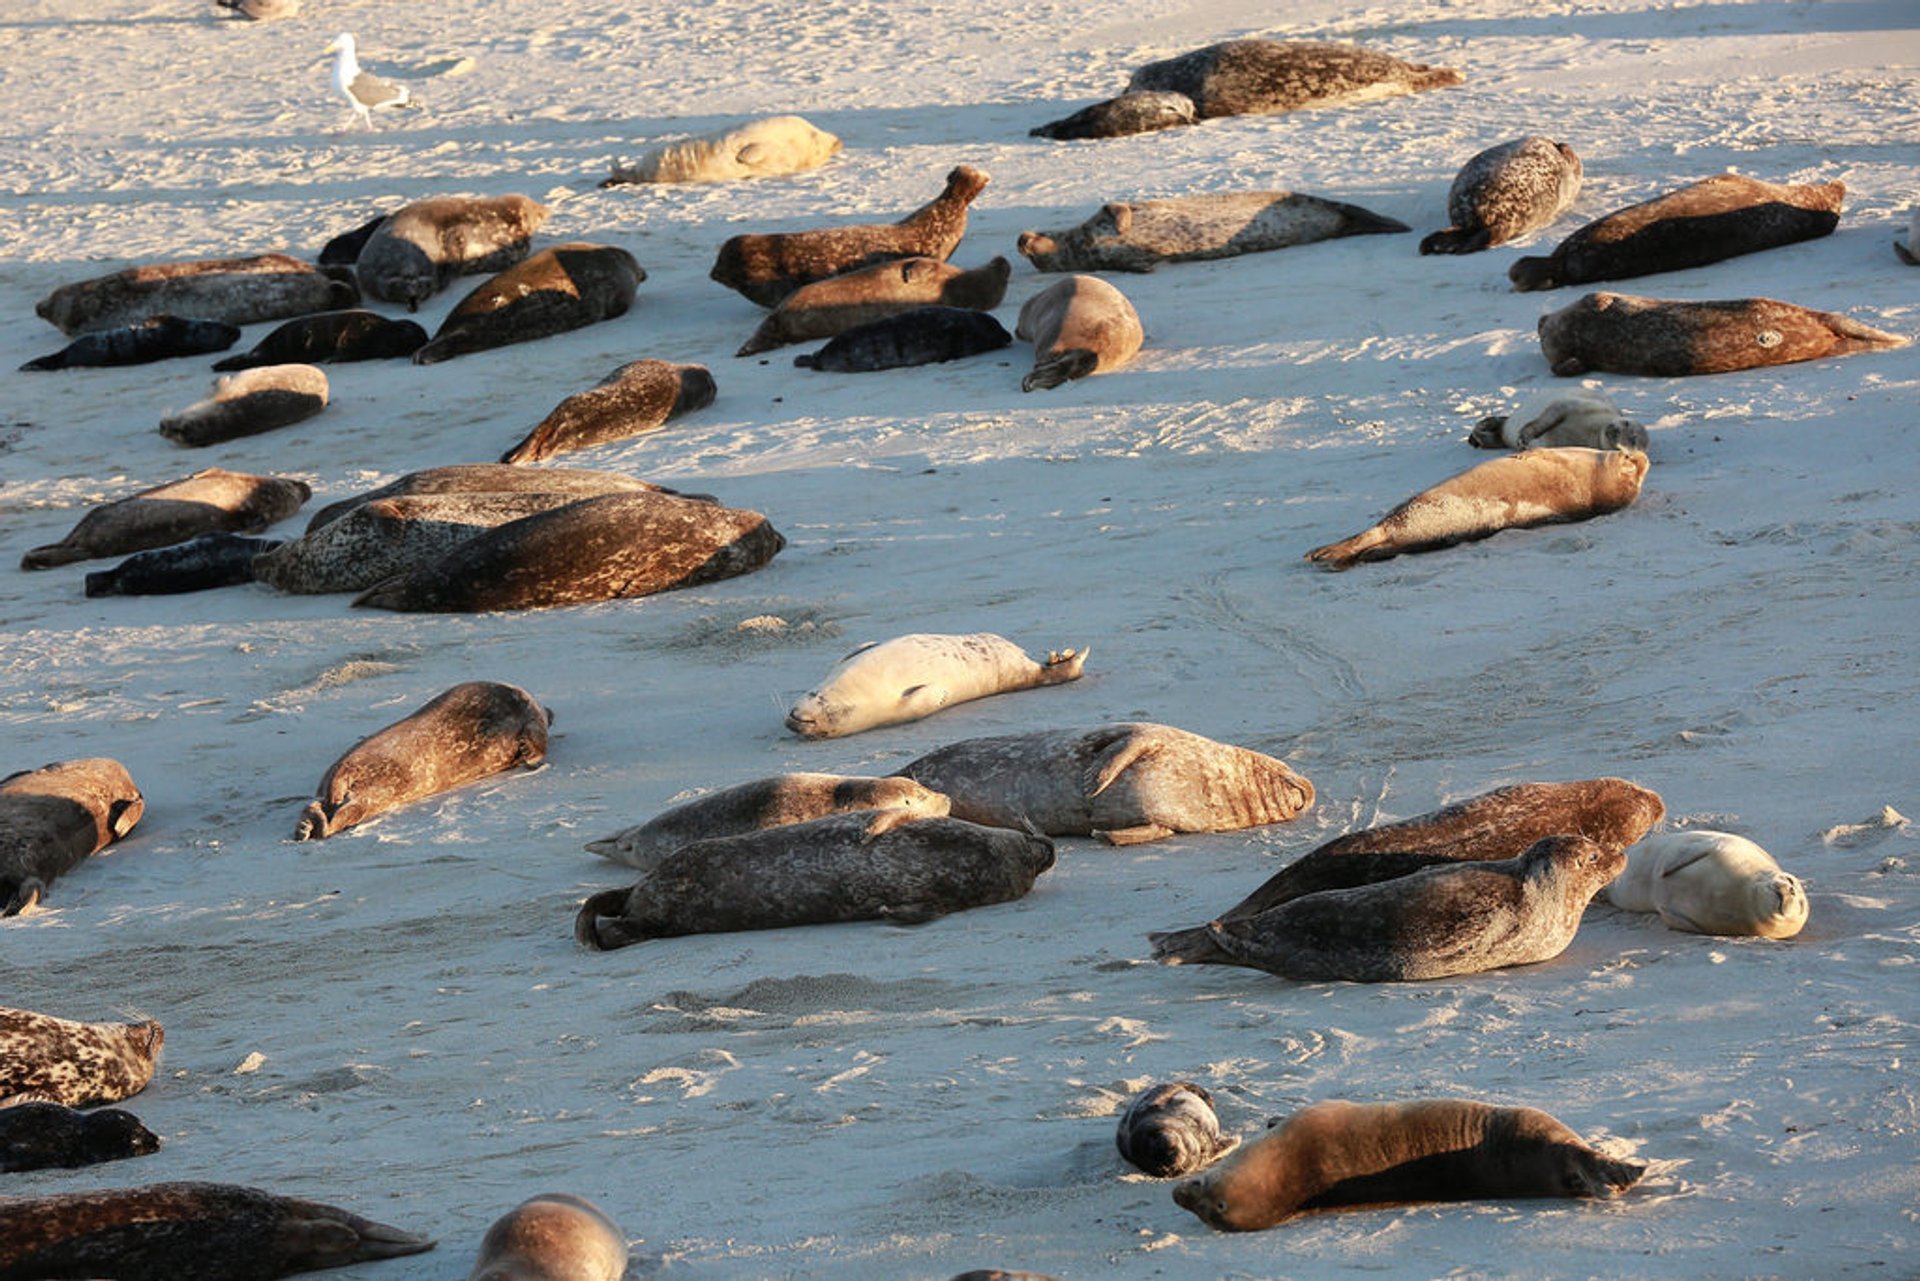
(0, 1103, 159, 1172)
(1017, 192, 1408, 274)
(85, 532, 283, 597)
(1605, 830, 1808, 938)
(1420, 137, 1583, 254)
(303, 463, 670, 532)
(35, 252, 357, 336)
(1897, 206, 1920, 265)
(1030, 90, 1197, 140)
(893, 722, 1313, 845)
(793, 306, 1012, 371)
(786, 633, 1088, 739)
(604, 114, 841, 185)
(1538, 292, 1908, 377)
(586, 773, 951, 873)
(575, 809, 1056, 950)
(295, 681, 550, 840)
(0, 1181, 435, 1279)
(212, 309, 428, 370)
(500, 360, 717, 463)
(0, 758, 146, 915)
(355, 194, 551, 310)
(1116, 1082, 1240, 1178)
(158, 364, 329, 447)
(0, 1007, 163, 1107)
(710, 164, 990, 307)
(1468, 388, 1648, 451)
(413, 243, 646, 365)
(22, 468, 310, 570)
(1509, 174, 1845, 291)
(1304, 446, 1649, 570)
(468, 1193, 628, 1281)
(1172, 1098, 1645, 1230)
(1125, 39, 1462, 119)
(21, 314, 242, 370)
(1016, 275, 1143, 391)
(740, 256, 1012, 355)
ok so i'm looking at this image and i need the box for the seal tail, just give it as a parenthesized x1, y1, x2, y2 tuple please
(293, 800, 334, 841)
(1819, 311, 1909, 353)
(1334, 202, 1412, 236)
(1508, 255, 1560, 292)
(20, 543, 83, 570)
(1037, 646, 1089, 685)
(1023, 349, 1098, 392)
(1419, 226, 1493, 255)
(575, 887, 642, 950)
(1467, 415, 1509, 448)
(1303, 527, 1386, 571)
(19, 352, 66, 372)
(1148, 924, 1238, 965)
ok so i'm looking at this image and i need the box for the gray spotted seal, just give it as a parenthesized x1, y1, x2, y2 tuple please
(604, 114, 841, 185)
(738, 255, 1011, 356)
(786, 633, 1087, 739)
(1605, 830, 1808, 938)
(1537, 292, 1908, 377)
(355, 194, 551, 310)
(469, 1193, 627, 1281)
(1016, 275, 1143, 392)
(1125, 39, 1462, 119)
(157, 364, 329, 447)
(1467, 388, 1648, 451)
(0, 1006, 163, 1107)
(412, 243, 645, 365)
(1420, 136, 1583, 255)
(35, 253, 357, 336)
(1030, 90, 1197, 140)
(1116, 1082, 1240, 1178)
(85, 532, 282, 597)
(500, 360, 716, 463)
(21, 468, 310, 570)
(1017, 192, 1408, 274)
(0, 758, 146, 915)
(303, 463, 670, 533)
(21, 314, 242, 370)
(793, 306, 1011, 372)
(211, 309, 428, 371)
(0, 1102, 160, 1172)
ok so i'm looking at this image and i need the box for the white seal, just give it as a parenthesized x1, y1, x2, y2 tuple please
(1604, 830, 1808, 938)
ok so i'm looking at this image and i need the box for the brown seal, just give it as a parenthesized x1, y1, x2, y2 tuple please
(355, 194, 550, 310)
(469, 1193, 627, 1281)
(1116, 1082, 1240, 1178)
(1537, 291, 1907, 377)
(1125, 39, 1462, 119)
(1420, 136, 1583, 254)
(1016, 275, 1143, 391)
(21, 314, 243, 370)
(738, 256, 1011, 356)
(294, 681, 551, 840)
(35, 253, 357, 336)
(0, 1102, 160, 1172)
(157, 364, 329, 448)
(303, 463, 672, 533)
(21, 468, 310, 571)
(0, 758, 146, 915)
(786, 633, 1087, 739)
(1031, 90, 1197, 140)
(211, 309, 428, 371)
(412, 243, 645, 365)
(1017, 192, 1407, 274)
(500, 360, 716, 463)
(1173, 1098, 1645, 1230)
(0, 1006, 163, 1108)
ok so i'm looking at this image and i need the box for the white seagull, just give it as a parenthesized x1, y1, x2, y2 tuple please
(325, 33, 417, 129)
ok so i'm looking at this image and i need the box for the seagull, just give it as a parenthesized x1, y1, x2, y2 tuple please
(324, 33, 418, 129)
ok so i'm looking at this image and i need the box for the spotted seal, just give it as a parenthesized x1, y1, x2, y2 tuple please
(1605, 830, 1808, 939)
(1016, 192, 1407, 274)
(21, 315, 243, 370)
(0, 1102, 160, 1172)
(35, 253, 357, 336)
(0, 758, 146, 915)
(604, 114, 841, 185)
(738, 256, 1011, 356)
(158, 364, 329, 447)
(1030, 91, 1197, 140)
(412, 243, 645, 365)
(1467, 388, 1648, 451)
(1537, 292, 1908, 377)
(211, 309, 427, 371)
(355, 194, 551, 310)
(1116, 1082, 1240, 1178)
(500, 360, 716, 463)
(786, 633, 1087, 739)
(1125, 39, 1462, 119)
(303, 463, 671, 533)
(469, 1193, 627, 1281)
(793, 306, 1011, 372)
(1420, 136, 1583, 254)
(0, 1006, 163, 1107)
(85, 532, 283, 597)
(1015, 275, 1143, 391)
(21, 468, 310, 570)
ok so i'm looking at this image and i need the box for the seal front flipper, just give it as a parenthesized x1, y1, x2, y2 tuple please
(1099, 823, 1175, 846)
(1085, 729, 1156, 798)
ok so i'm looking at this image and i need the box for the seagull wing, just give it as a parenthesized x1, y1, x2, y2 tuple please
(347, 68, 410, 110)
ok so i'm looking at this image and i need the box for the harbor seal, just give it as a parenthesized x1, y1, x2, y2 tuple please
(469, 1193, 627, 1281)
(21, 314, 242, 370)
(710, 164, 990, 307)
(0, 1006, 162, 1107)
(1125, 39, 1462, 120)
(1173, 1098, 1645, 1230)
(1304, 446, 1649, 570)
(22, 467, 310, 570)
(85, 532, 283, 597)
(786, 633, 1088, 739)
(0, 1103, 160, 1172)
(892, 722, 1313, 845)
(1016, 191, 1408, 274)
(1537, 292, 1908, 377)
(739, 255, 1010, 356)
(0, 758, 146, 915)
(211, 309, 427, 370)
(35, 252, 357, 336)
(1030, 90, 1197, 140)
(1116, 1082, 1240, 1178)
(586, 773, 951, 872)
(575, 809, 1056, 950)
(500, 360, 716, 463)
(294, 681, 551, 840)
(355, 194, 551, 310)
(158, 364, 329, 447)
(604, 114, 841, 185)
(1420, 136, 1583, 255)
(318, 211, 391, 266)
(1016, 275, 1143, 391)
(1509, 174, 1845, 292)
(1605, 830, 1808, 938)
(1467, 388, 1648, 451)
(304, 463, 670, 533)
(412, 243, 645, 365)
(793, 306, 1012, 371)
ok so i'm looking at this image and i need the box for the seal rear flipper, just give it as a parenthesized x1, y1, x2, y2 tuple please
(293, 799, 337, 841)
(1303, 530, 1381, 570)
(1039, 646, 1088, 684)
(1467, 415, 1509, 448)
(1022, 349, 1099, 392)
(1508, 255, 1559, 291)
(1418, 225, 1492, 255)
(1098, 823, 1174, 846)
(574, 887, 637, 949)
(1147, 924, 1236, 965)
(20, 543, 85, 570)
(2, 877, 45, 916)
(275, 1209, 436, 1267)
(1571, 1154, 1648, 1196)
(19, 352, 66, 372)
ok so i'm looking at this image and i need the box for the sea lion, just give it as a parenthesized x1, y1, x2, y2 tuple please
(355, 194, 551, 310)
(1116, 1082, 1240, 1178)
(586, 773, 951, 872)
(1898, 206, 1920, 265)
(793, 306, 1012, 372)
(1604, 830, 1808, 939)
(1030, 90, 1197, 140)
(0, 1103, 160, 1172)
(35, 252, 358, 336)
(294, 681, 551, 841)
(892, 722, 1313, 845)
(303, 463, 670, 533)
(1467, 388, 1648, 451)
(500, 360, 717, 463)
(710, 164, 990, 307)
(21, 468, 310, 570)
(1304, 446, 1649, 570)
(0, 759, 146, 915)
(1125, 39, 1462, 120)
(786, 633, 1088, 739)
(574, 809, 1056, 950)
(351, 491, 783, 613)
(1172, 1098, 1645, 1230)
(1016, 192, 1408, 274)
(412, 243, 645, 365)
(85, 532, 283, 597)
(739, 256, 1012, 356)
(21, 314, 243, 371)
(0, 1007, 163, 1107)
(157, 364, 329, 447)
(1016, 275, 1143, 391)
(469, 1193, 627, 1281)
(1537, 292, 1908, 377)
(0, 1181, 435, 1280)
(211, 309, 428, 370)
(1509, 174, 1845, 292)
(1420, 136, 1583, 255)
(604, 114, 841, 185)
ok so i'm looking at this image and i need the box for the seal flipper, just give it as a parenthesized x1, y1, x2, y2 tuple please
(293, 799, 337, 841)
(2, 876, 46, 916)
(858, 807, 925, 842)
(1897, 239, 1919, 267)
(1098, 823, 1175, 846)
(1147, 923, 1238, 965)
(1468, 415, 1509, 448)
(1418, 226, 1494, 255)
(1086, 730, 1158, 798)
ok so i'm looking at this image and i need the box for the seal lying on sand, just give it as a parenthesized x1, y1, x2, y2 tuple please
(468, 1193, 628, 1281)
(35, 252, 357, 335)
(1116, 1082, 1240, 1178)
(0, 758, 146, 915)
(738, 255, 1011, 356)
(1030, 91, 1197, 140)
(794, 306, 1012, 371)
(211, 309, 427, 370)
(1537, 292, 1907, 376)
(413, 243, 645, 365)
(604, 114, 841, 185)
(1125, 39, 1462, 119)
(786, 633, 1087, 739)
(21, 315, 242, 370)
(501, 360, 716, 462)
(1016, 275, 1143, 391)
(22, 468, 310, 570)
(158, 364, 329, 447)
(0, 1102, 159, 1172)
(303, 463, 672, 533)
(354, 194, 550, 310)
(0, 1006, 162, 1107)
(85, 533, 283, 597)
(1605, 830, 1808, 938)
(1420, 136, 1583, 254)
(1467, 388, 1647, 451)
(1017, 192, 1407, 273)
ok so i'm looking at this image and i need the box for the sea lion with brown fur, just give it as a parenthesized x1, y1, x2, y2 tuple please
(794, 306, 1011, 372)
(21, 468, 310, 570)
(500, 360, 716, 463)
(0, 1006, 163, 1107)
(85, 532, 283, 597)
(0, 1102, 160, 1172)
(786, 633, 1087, 739)
(737, 256, 1011, 356)
(304, 463, 672, 533)
(35, 253, 357, 336)
(1030, 90, 1197, 140)
(21, 314, 242, 370)
(1116, 1082, 1240, 1178)
(1016, 275, 1143, 392)
(0, 758, 146, 915)
(1017, 192, 1407, 274)
(412, 243, 645, 365)
(1537, 292, 1907, 377)
(469, 1193, 628, 1281)
(354, 194, 550, 310)
(158, 364, 329, 447)
(1125, 39, 1462, 119)
(211, 309, 427, 371)
(1420, 136, 1583, 255)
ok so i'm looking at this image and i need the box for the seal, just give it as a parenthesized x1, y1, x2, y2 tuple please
(0, 1006, 163, 1107)
(1304, 446, 1649, 570)
(738, 255, 1012, 356)
(1604, 830, 1808, 938)
(710, 164, 990, 307)
(574, 809, 1056, 950)
(22, 468, 311, 570)
(355, 194, 551, 310)
(21, 314, 242, 370)
(0, 758, 146, 915)
(211, 309, 428, 371)
(603, 114, 841, 185)
(412, 243, 646, 365)
(1116, 1082, 1240, 1178)
(1537, 291, 1908, 377)
(35, 252, 358, 336)
(1172, 1098, 1645, 1231)
(948, 1274, 1061, 1281)
(85, 532, 283, 597)
(1125, 39, 1462, 119)
(351, 491, 783, 613)
(158, 364, 329, 447)
(1016, 192, 1408, 274)
(892, 722, 1313, 845)
(1016, 275, 1143, 391)
(294, 681, 551, 841)
(500, 359, 717, 463)
(786, 633, 1088, 739)
(793, 306, 1012, 371)
(0, 1181, 435, 1279)
(586, 773, 952, 873)
(318, 211, 391, 266)
(1467, 388, 1648, 451)
(1030, 90, 1197, 140)
(1420, 136, 1583, 255)
(468, 1193, 628, 1281)
(1509, 174, 1845, 291)
(0, 1102, 160, 1172)
(303, 462, 671, 533)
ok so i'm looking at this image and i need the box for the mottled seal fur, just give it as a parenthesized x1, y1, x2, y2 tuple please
(211, 309, 428, 371)
(85, 532, 283, 597)
(1126, 39, 1462, 120)
(794, 306, 1011, 371)
(501, 359, 717, 463)
(304, 463, 670, 533)
(1030, 90, 1197, 140)
(1173, 1099, 1645, 1230)
(469, 1193, 627, 1281)
(1016, 275, 1143, 391)
(294, 681, 551, 840)
(1605, 830, 1808, 939)
(1017, 192, 1408, 274)
(35, 253, 357, 336)
(21, 314, 243, 370)
(787, 633, 1087, 739)
(738, 255, 1011, 356)
(158, 364, 329, 447)
(1420, 137, 1583, 254)
(0, 1006, 162, 1107)
(710, 164, 990, 307)
(604, 114, 841, 185)
(893, 722, 1313, 845)
(0, 758, 146, 915)
(413, 243, 645, 365)
(22, 468, 310, 570)
(1116, 1082, 1240, 1178)
(356, 194, 551, 310)
(1537, 292, 1907, 377)
(575, 809, 1056, 950)
(0, 1102, 159, 1172)
(1468, 388, 1648, 451)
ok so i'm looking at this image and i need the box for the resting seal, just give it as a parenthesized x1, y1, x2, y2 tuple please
(1125, 39, 1462, 119)
(0, 758, 146, 914)
(1420, 137, 1583, 255)
(793, 306, 1011, 371)
(604, 114, 841, 185)
(22, 468, 310, 570)
(1537, 292, 1908, 377)
(1605, 830, 1808, 938)
(85, 532, 283, 597)
(211, 309, 427, 370)
(0, 1006, 162, 1107)
(355, 194, 551, 310)
(1116, 1082, 1240, 1178)
(35, 253, 357, 336)
(1030, 90, 1197, 140)
(469, 1193, 627, 1281)
(786, 633, 1087, 739)
(1016, 275, 1143, 391)
(303, 463, 670, 533)
(738, 256, 1011, 356)
(1467, 388, 1647, 451)
(0, 1102, 159, 1172)
(501, 360, 716, 463)
(1017, 192, 1407, 274)
(21, 314, 241, 370)
(413, 243, 645, 365)
(158, 364, 329, 447)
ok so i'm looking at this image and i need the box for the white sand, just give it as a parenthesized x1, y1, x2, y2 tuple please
(2, 0, 1917, 1276)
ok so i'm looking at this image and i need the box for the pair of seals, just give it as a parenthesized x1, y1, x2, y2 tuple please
(35, 253, 356, 335)
(158, 365, 329, 447)
(604, 114, 841, 185)
(21, 468, 311, 570)
(738, 255, 1011, 356)
(1467, 388, 1648, 451)
(21, 314, 242, 370)
(1605, 830, 1808, 938)
(1115, 1082, 1239, 1178)
(785, 633, 1088, 738)
(0, 1006, 163, 1107)
(1125, 39, 1462, 119)
(794, 306, 1011, 372)
(212, 309, 428, 370)
(1017, 192, 1407, 273)
(0, 1102, 159, 1172)
(85, 532, 283, 597)
(469, 1193, 627, 1281)
(501, 360, 716, 462)
(353, 194, 550, 310)
(1016, 276, 1143, 391)
(1537, 292, 1908, 376)
(302, 462, 672, 533)
(1420, 136, 1583, 254)
(412, 244, 646, 365)
(0, 758, 146, 914)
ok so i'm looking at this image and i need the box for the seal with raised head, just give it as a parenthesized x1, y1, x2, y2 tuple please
(1420, 136, 1583, 255)
(710, 164, 990, 307)
(412, 243, 645, 365)
(211, 309, 428, 371)
(86, 532, 283, 597)
(575, 809, 1056, 950)
(1016, 275, 1143, 392)
(1537, 291, 1907, 377)
(500, 360, 717, 463)
(468, 1194, 626, 1281)
(1468, 388, 1648, 451)
(0, 1102, 160, 1172)
(1017, 191, 1408, 274)
(1116, 1082, 1240, 1178)
(893, 722, 1313, 845)
(1605, 830, 1808, 939)
(1173, 1098, 1645, 1231)
(1031, 90, 1197, 140)
(0, 758, 146, 915)
(355, 194, 551, 310)
(1304, 446, 1649, 570)
(35, 252, 358, 336)
(294, 681, 551, 841)
(22, 468, 310, 570)
(158, 364, 329, 447)
(604, 114, 841, 185)
(303, 463, 671, 533)
(794, 306, 1012, 372)
(739, 256, 1012, 356)
(1125, 39, 1462, 119)
(786, 633, 1088, 739)
(0, 1006, 163, 1107)
(21, 314, 242, 370)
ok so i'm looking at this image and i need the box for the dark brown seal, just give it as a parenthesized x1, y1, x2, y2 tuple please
(1116, 1082, 1240, 1178)
(1017, 192, 1407, 274)
(737, 256, 1011, 356)
(500, 359, 717, 463)
(1016, 275, 1143, 391)
(304, 463, 671, 533)
(794, 306, 1011, 372)
(0, 1006, 163, 1107)
(21, 468, 310, 571)
(85, 532, 283, 597)
(468, 1193, 627, 1281)
(1537, 292, 1907, 377)
(0, 1102, 159, 1172)
(355, 194, 550, 310)
(157, 365, 329, 447)
(21, 315, 243, 370)
(1420, 136, 1583, 255)
(1031, 90, 1197, 140)
(412, 243, 645, 365)
(211, 309, 428, 371)
(1125, 39, 1462, 119)
(0, 758, 145, 915)
(35, 253, 358, 336)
